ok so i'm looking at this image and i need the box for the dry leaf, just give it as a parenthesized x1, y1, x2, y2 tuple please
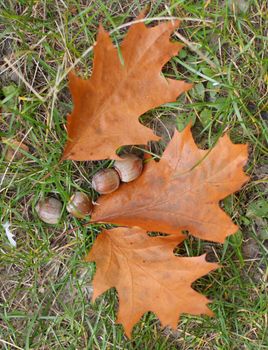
(62, 14, 192, 161)
(2, 138, 29, 161)
(92, 125, 249, 243)
(85, 227, 218, 337)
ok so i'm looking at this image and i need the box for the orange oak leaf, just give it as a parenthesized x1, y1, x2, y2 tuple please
(62, 14, 192, 161)
(85, 227, 218, 338)
(92, 125, 249, 243)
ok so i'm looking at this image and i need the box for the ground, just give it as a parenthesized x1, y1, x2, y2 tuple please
(0, 1, 267, 349)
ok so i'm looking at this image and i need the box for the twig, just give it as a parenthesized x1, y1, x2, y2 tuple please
(109, 16, 213, 35)
(45, 16, 214, 101)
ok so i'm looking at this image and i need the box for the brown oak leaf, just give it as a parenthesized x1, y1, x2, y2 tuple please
(62, 14, 192, 161)
(92, 125, 249, 243)
(85, 227, 218, 337)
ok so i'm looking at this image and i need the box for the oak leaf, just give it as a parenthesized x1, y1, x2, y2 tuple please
(92, 125, 249, 243)
(85, 227, 218, 337)
(62, 15, 192, 161)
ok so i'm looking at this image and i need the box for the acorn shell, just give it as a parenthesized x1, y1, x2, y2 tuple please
(67, 192, 93, 218)
(92, 168, 120, 194)
(114, 154, 143, 182)
(35, 197, 62, 224)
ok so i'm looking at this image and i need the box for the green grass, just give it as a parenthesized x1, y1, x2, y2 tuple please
(0, 0, 267, 349)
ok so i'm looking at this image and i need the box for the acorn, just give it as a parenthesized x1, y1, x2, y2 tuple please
(35, 197, 62, 224)
(114, 154, 143, 182)
(67, 192, 93, 218)
(92, 168, 120, 194)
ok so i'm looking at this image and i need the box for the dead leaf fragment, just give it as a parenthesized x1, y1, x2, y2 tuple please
(2, 138, 29, 161)
(92, 125, 249, 243)
(62, 15, 192, 161)
(85, 227, 218, 337)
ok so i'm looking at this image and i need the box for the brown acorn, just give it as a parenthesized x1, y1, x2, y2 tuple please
(35, 197, 62, 224)
(114, 154, 143, 182)
(92, 168, 120, 194)
(67, 192, 93, 218)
